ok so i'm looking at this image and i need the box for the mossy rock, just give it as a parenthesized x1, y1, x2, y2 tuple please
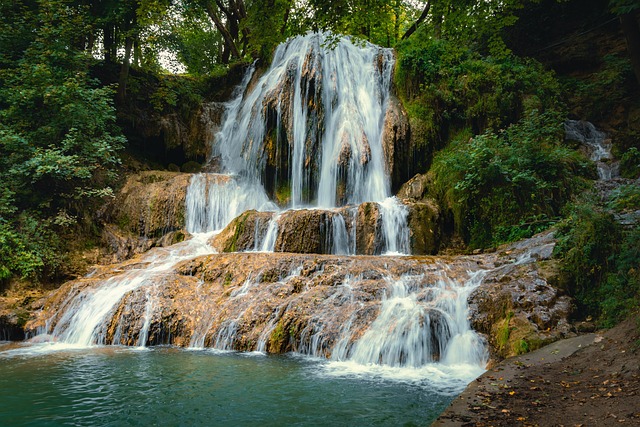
(181, 161, 202, 173)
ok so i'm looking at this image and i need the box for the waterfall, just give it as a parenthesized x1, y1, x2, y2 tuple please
(27, 34, 487, 383)
(207, 32, 409, 254)
(329, 271, 487, 369)
(185, 174, 277, 233)
(44, 234, 216, 346)
(213, 33, 394, 207)
(564, 119, 619, 180)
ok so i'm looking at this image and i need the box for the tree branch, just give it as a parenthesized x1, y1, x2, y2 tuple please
(401, 0, 432, 40)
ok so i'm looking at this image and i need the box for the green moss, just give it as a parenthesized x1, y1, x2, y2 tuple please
(223, 272, 233, 287)
(227, 212, 250, 252)
(512, 338, 529, 355)
(275, 185, 291, 206)
(497, 311, 514, 352)
(269, 321, 286, 352)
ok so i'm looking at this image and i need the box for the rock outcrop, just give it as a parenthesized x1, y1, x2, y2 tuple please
(468, 232, 573, 360)
(211, 200, 442, 255)
(25, 231, 573, 364)
(383, 94, 411, 192)
(103, 171, 192, 239)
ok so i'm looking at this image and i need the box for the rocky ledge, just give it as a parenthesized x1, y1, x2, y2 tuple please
(21, 231, 574, 364)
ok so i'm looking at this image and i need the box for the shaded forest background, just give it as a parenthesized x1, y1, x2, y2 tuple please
(0, 0, 639, 327)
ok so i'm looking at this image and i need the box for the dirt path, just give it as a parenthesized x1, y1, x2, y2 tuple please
(434, 317, 640, 426)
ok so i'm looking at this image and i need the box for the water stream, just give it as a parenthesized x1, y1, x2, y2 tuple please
(564, 119, 619, 180)
(3, 33, 493, 425)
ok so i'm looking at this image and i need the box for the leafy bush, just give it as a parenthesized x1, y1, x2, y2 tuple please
(395, 36, 562, 154)
(555, 195, 640, 326)
(429, 110, 592, 248)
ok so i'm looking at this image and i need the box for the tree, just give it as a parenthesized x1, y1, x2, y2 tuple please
(611, 0, 640, 85)
(0, 0, 124, 281)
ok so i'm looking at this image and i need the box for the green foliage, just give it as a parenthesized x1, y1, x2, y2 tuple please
(0, 0, 125, 283)
(619, 147, 640, 178)
(0, 214, 61, 283)
(561, 54, 634, 122)
(607, 184, 640, 211)
(395, 37, 562, 156)
(555, 194, 640, 327)
(148, 75, 204, 117)
(429, 110, 591, 248)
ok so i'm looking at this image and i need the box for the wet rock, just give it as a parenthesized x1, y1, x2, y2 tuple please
(468, 232, 573, 361)
(210, 210, 275, 252)
(355, 202, 383, 255)
(101, 225, 191, 264)
(275, 209, 339, 254)
(405, 199, 441, 255)
(103, 171, 192, 239)
(382, 94, 411, 191)
(397, 173, 432, 201)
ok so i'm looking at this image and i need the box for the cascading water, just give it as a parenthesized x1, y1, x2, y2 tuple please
(213, 32, 394, 207)
(25, 33, 488, 389)
(564, 119, 619, 180)
(207, 32, 409, 255)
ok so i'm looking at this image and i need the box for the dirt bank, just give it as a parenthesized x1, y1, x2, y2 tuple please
(434, 316, 640, 426)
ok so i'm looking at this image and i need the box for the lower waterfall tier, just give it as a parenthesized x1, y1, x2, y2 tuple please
(26, 231, 571, 364)
(29, 250, 485, 366)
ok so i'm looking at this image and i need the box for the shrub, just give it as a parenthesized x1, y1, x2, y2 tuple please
(429, 110, 591, 247)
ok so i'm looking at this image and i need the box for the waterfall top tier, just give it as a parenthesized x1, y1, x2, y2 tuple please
(211, 32, 395, 208)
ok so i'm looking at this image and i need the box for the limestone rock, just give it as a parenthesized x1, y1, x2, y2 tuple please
(355, 202, 383, 255)
(382, 94, 411, 192)
(102, 224, 190, 264)
(405, 199, 441, 255)
(468, 231, 573, 361)
(104, 171, 192, 238)
(210, 210, 275, 252)
(397, 173, 432, 201)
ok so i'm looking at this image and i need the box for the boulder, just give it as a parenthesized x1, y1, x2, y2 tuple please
(103, 171, 192, 239)
(405, 199, 441, 255)
(355, 202, 383, 255)
(468, 232, 573, 361)
(210, 210, 275, 252)
(397, 173, 432, 201)
(382, 94, 411, 192)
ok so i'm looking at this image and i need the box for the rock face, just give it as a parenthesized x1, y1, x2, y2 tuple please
(210, 210, 275, 252)
(104, 171, 192, 239)
(406, 199, 441, 255)
(397, 173, 432, 201)
(468, 232, 573, 360)
(25, 231, 572, 364)
(101, 224, 190, 264)
(211, 200, 441, 255)
(383, 94, 412, 193)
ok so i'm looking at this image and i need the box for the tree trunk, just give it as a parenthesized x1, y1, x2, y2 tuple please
(402, 0, 432, 40)
(620, 12, 640, 86)
(104, 25, 114, 62)
(204, 0, 241, 61)
(117, 36, 134, 103)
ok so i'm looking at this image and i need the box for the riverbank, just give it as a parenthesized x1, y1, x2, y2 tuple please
(434, 316, 640, 426)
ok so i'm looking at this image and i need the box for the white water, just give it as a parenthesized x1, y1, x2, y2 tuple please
(207, 32, 409, 255)
(330, 271, 487, 372)
(42, 233, 216, 347)
(185, 173, 277, 233)
(564, 119, 618, 180)
(25, 34, 487, 391)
